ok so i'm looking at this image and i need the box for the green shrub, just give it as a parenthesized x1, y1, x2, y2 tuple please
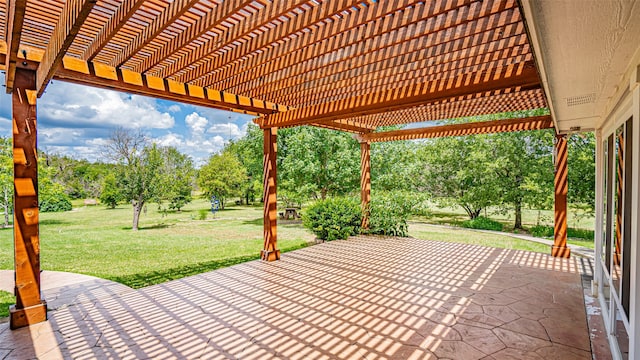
(39, 192, 72, 212)
(99, 173, 122, 209)
(198, 209, 208, 220)
(530, 225, 554, 238)
(530, 225, 594, 240)
(302, 197, 361, 241)
(364, 192, 414, 237)
(461, 216, 503, 231)
(568, 228, 594, 240)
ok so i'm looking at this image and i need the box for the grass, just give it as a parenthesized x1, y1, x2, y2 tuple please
(0, 290, 13, 318)
(414, 203, 594, 230)
(0, 198, 592, 294)
(409, 223, 551, 253)
(413, 203, 595, 249)
(0, 199, 314, 289)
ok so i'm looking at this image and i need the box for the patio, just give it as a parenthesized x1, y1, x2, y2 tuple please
(1, 236, 592, 359)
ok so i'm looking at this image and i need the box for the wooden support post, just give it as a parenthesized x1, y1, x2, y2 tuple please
(552, 134, 571, 258)
(261, 127, 280, 261)
(360, 141, 371, 229)
(10, 68, 47, 329)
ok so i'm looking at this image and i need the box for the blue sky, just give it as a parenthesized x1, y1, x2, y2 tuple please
(0, 73, 254, 166)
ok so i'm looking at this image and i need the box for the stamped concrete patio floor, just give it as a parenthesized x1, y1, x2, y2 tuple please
(1, 236, 592, 359)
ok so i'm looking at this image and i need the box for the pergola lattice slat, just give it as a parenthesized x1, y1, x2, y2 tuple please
(134, 0, 254, 74)
(81, 0, 146, 61)
(161, 0, 311, 81)
(36, 0, 97, 97)
(0, 41, 289, 115)
(194, 0, 435, 88)
(3, 0, 28, 93)
(260, 61, 541, 128)
(359, 115, 553, 142)
(110, 0, 200, 68)
(226, 0, 519, 100)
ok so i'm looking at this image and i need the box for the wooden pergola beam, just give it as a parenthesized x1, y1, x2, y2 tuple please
(262, 127, 280, 261)
(4, 0, 28, 93)
(10, 68, 47, 329)
(135, 0, 254, 74)
(159, 0, 310, 79)
(552, 134, 570, 258)
(359, 140, 371, 229)
(196, 0, 476, 89)
(110, 0, 200, 68)
(172, 0, 370, 83)
(360, 116, 553, 142)
(81, 0, 146, 61)
(223, 1, 517, 98)
(260, 61, 541, 129)
(308, 121, 375, 134)
(36, 0, 97, 97)
(0, 42, 289, 115)
(264, 32, 529, 105)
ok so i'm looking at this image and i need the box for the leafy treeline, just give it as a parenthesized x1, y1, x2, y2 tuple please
(0, 114, 595, 231)
(226, 121, 595, 230)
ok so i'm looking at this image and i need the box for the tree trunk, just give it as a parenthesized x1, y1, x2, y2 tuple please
(320, 188, 328, 200)
(514, 201, 523, 229)
(132, 200, 143, 231)
(462, 205, 482, 219)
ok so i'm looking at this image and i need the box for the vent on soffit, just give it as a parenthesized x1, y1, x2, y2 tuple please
(566, 93, 596, 107)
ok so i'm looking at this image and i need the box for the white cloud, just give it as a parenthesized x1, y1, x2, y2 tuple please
(185, 112, 209, 135)
(167, 104, 181, 113)
(40, 83, 175, 129)
(155, 133, 184, 148)
(85, 138, 110, 147)
(207, 123, 244, 138)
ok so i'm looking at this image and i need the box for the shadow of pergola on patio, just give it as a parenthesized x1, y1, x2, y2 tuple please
(1, 236, 591, 359)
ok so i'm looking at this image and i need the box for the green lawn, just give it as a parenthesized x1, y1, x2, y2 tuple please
(0, 290, 12, 318)
(409, 223, 551, 253)
(0, 199, 314, 289)
(413, 203, 595, 249)
(414, 203, 594, 230)
(0, 199, 592, 295)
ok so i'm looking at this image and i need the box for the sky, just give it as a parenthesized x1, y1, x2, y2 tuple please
(0, 73, 255, 166)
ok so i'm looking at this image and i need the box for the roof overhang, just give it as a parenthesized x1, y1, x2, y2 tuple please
(521, 0, 640, 133)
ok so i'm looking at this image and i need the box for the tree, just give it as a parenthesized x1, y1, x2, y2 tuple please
(224, 123, 263, 204)
(197, 151, 246, 209)
(0, 138, 13, 227)
(99, 172, 122, 209)
(415, 135, 497, 219)
(38, 162, 73, 212)
(104, 128, 163, 230)
(279, 126, 359, 202)
(159, 147, 194, 211)
(567, 132, 596, 221)
(488, 129, 554, 229)
(371, 141, 420, 192)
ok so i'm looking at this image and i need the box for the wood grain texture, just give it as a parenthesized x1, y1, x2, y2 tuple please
(10, 68, 47, 329)
(361, 116, 553, 142)
(552, 134, 570, 258)
(262, 128, 280, 261)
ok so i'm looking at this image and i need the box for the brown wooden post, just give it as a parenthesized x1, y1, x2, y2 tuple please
(360, 140, 371, 229)
(552, 134, 571, 258)
(261, 127, 280, 261)
(10, 68, 47, 329)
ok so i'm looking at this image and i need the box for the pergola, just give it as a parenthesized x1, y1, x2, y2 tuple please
(1, 0, 569, 330)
